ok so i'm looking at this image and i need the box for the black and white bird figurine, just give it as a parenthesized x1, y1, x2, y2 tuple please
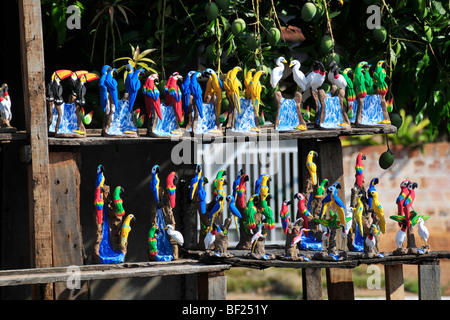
(328, 61, 347, 90)
(302, 61, 326, 102)
(204, 223, 219, 250)
(365, 224, 378, 252)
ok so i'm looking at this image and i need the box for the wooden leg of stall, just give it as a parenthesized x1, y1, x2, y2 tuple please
(198, 271, 227, 300)
(384, 264, 405, 300)
(418, 261, 441, 300)
(302, 268, 323, 300)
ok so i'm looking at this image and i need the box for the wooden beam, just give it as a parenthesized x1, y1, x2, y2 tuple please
(198, 271, 227, 300)
(302, 268, 322, 300)
(418, 261, 441, 300)
(326, 268, 354, 300)
(18, 0, 53, 300)
(384, 264, 404, 300)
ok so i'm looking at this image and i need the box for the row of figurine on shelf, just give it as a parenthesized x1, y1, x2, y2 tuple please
(42, 55, 393, 139)
(92, 150, 430, 265)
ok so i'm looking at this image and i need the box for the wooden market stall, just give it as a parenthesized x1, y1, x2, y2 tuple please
(0, 0, 447, 300)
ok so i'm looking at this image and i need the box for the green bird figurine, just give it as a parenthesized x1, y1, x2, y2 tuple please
(354, 61, 368, 99)
(373, 60, 388, 96)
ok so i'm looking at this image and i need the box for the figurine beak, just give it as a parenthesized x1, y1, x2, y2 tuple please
(413, 182, 418, 189)
(286, 200, 292, 205)
(362, 154, 366, 160)
(203, 177, 209, 184)
(314, 151, 318, 158)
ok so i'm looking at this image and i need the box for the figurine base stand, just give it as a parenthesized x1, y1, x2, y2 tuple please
(147, 103, 184, 138)
(202, 218, 234, 259)
(236, 209, 261, 250)
(242, 235, 275, 260)
(227, 98, 260, 136)
(191, 98, 223, 138)
(354, 94, 391, 128)
(103, 99, 139, 138)
(53, 103, 86, 138)
(274, 91, 308, 132)
(316, 89, 351, 130)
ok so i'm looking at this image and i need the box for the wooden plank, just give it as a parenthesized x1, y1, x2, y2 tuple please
(198, 271, 227, 300)
(384, 264, 404, 300)
(302, 268, 322, 300)
(418, 261, 441, 300)
(326, 268, 354, 300)
(49, 152, 89, 299)
(18, 0, 53, 300)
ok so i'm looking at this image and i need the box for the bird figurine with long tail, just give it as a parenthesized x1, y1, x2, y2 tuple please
(190, 72, 204, 118)
(363, 63, 374, 95)
(94, 165, 105, 225)
(290, 60, 307, 92)
(373, 60, 388, 96)
(354, 61, 368, 99)
(224, 66, 242, 114)
(329, 182, 348, 233)
(290, 227, 310, 258)
(142, 73, 162, 120)
(232, 169, 244, 199)
(166, 171, 178, 209)
(120, 214, 136, 249)
(244, 195, 259, 231)
(198, 176, 208, 215)
(260, 193, 275, 230)
(150, 165, 160, 205)
(354, 192, 365, 237)
(212, 170, 226, 196)
(306, 150, 318, 185)
(203, 68, 223, 115)
(148, 225, 160, 258)
(355, 153, 366, 188)
(280, 200, 291, 235)
(189, 164, 202, 201)
(98, 65, 111, 112)
(226, 194, 242, 238)
(236, 173, 249, 209)
(244, 69, 256, 98)
(249, 70, 266, 117)
(125, 64, 145, 112)
(181, 71, 195, 117)
(165, 72, 184, 124)
(105, 68, 120, 111)
(113, 186, 126, 217)
(369, 188, 386, 234)
(294, 193, 310, 235)
(342, 68, 356, 102)
(209, 194, 224, 230)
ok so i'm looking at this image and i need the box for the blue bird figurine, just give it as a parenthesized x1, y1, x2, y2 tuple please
(99, 65, 111, 112)
(150, 165, 160, 204)
(189, 72, 204, 118)
(198, 176, 208, 214)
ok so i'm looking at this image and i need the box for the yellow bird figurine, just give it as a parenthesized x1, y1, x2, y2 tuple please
(369, 190, 386, 234)
(306, 151, 318, 185)
(354, 191, 364, 237)
(244, 69, 256, 99)
(224, 66, 242, 113)
(249, 70, 266, 117)
(203, 68, 223, 116)
(120, 214, 136, 249)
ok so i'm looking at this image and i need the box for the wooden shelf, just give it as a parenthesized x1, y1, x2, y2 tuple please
(47, 125, 397, 146)
(0, 131, 28, 143)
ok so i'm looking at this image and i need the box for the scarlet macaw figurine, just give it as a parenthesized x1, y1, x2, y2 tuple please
(294, 193, 310, 236)
(166, 171, 178, 209)
(280, 199, 291, 235)
(165, 72, 184, 124)
(403, 181, 418, 228)
(355, 153, 366, 188)
(236, 173, 249, 209)
(142, 73, 162, 120)
(395, 180, 411, 226)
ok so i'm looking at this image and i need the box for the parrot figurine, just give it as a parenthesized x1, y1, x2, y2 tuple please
(315, 179, 329, 199)
(329, 182, 347, 233)
(236, 173, 249, 209)
(165, 72, 184, 123)
(270, 56, 287, 89)
(403, 181, 418, 228)
(125, 64, 145, 112)
(232, 169, 244, 199)
(132, 108, 145, 127)
(190, 72, 204, 118)
(181, 71, 195, 118)
(215, 178, 227, 199)
(226, 194, 242, 238)
(373, 60, 388, 96)
(260, 193, 275, 230)
(212, 170, 226, 196)
(120, 214, 136, 249)
(354, 191, 365, 237)
(249, 70, 266, 116)
(209, 194, 224, 230)
(148, 225, 160, 257)
(395, 180, 411, 226)
(355, 153, 366, 188)
(342, 68, 356, 102)
(203, 68, 223, 116)
(367, 177, 379, 209)
(94, 165, 105, 225)
(244, 69, 256, 98)
(150, 165, 160, 204)
(113, 186, 126, 217)
(79, 107, 94, 125)
(189, 164, 202, 201)
(294, 192, 310, 235)
(306, 150, 318, 185)
(320, 188, 333, 219)
(363, 63, 374, 95)
(99, 65, 111, 112)
(223, 66, 242, 113)
(251, 223, 264, 254)
(198, 176, 208, 215)
(244, 195, 259, 231)
(369, 188, 386, 234)
(354, 61, 368, 99)
(166, 171, 178, 209)
(365, 224, 379, 252)
(280, 199, 292, 235)
(255, 173, 271, 198)
(142, 73, 162, 120)
(105, 68, 120, 110)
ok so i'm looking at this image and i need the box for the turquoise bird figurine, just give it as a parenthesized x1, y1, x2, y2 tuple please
(189, 164, 202, 201)
(150, 165, 160, 204)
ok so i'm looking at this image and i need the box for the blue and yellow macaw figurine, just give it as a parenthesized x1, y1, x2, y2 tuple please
(198, 176, 208, 215)
(226, 194, 242, 238)
(181, 71, 195, 118)
(306, 150, 318, 185)
(99, 65, 111, 112)
(150, 165, 160, 204)
(329, 182, 347, 233)
(189, 164, 202, 201)
(209, 194, 224, 230)
(255, 173, 270, 197)
(190, 72, 204, 118)
(367, 177, 379, 209)
(120, 214, 136, 249)
(125, 64, 145, 112)
(105, 67, 119, 110)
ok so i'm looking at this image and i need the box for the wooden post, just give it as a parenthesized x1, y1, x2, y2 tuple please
(302, 268, 322, 300)
(198, 271, 227, 300)
(418, 261, 441, 300)
(18, 0, 53, 300)
(326, 268, 354, 300)
(384, 264, 405, 300)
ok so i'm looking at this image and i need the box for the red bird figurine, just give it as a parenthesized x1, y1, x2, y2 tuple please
(166, 171, 178, 209)
(236, 174, 249, 209)
(142, 73, 162, 121)
(403, 181, 418, 228)
(355, 153, 366, 188)
(294, 193, 310, 236)
(165, 72, 183, 124)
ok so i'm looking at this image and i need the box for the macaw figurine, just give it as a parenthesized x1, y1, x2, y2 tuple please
(232, 169, 244, 199)
(355, 153, 366, 188)
(209, 194, 224, 229)
(181, 71, 195, 117)
(354, 61, 368, 99)
(203, 68, 223, 115)
(113, 186, 125, 217)
(294, 192, 310, 235)
(315, 209, 348, 231)
(244, 195, 259, 231)
(142, 73, 162, 120)
(150, 165, 160, 204)
(190, 72, 204, 118)
(198, 176, 208, 214)
(79, 107, 94, 125)
(249, 70, 266, 116)
(280, 199, 291, 235)
(212, 170, 226, 196)
(125, 64, 145, 112)
(342, 68, 356, 102)
(105, 68, 120, 110)
(260, 193, 275, 230)
(99, 65, 111, 112)
(367, 177, 379, 209)
(166, 171, 178, 209)
(223, 66, 242, 113)
(189, 164, 202, 201)
(306, 150, 318, 185)
(320, 188, 333, 219)
(215, 178, 227, 199)
(329, 182, 347, 233)
(132, 108, 145, 127)
(315, 179, 329, 199)
(354, 192, 365, 237)
(270, 56, 287, 89)
(148, 225, 160, 257)
(94, 165, 105, 225)
(373, 60, 388, 96)
(120, 214, 136, 249)
(395, 180, 410, 227)
(165, 72, 184, 123)
(236, 173, 249, 209)
(369, 189, 386, 234)
(226, 194, 242, 238)
(290, 60, 307, 92)
(257, 173, 271, 198)
(363, 63, 374, 95)
(244, 69, 256, 98)
(403, 181, 418, 228)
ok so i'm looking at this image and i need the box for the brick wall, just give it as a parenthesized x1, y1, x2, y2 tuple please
(341, 141, 450, 252)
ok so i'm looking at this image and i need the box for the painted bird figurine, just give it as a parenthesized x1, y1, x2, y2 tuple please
(306, 150, 318, 185)
(369, 188, 386, 234)
(294, 193, 310, 235)
(395, 220, 407, 248)
(94, 165, 105, 225)
(280, 200, 291, 235)
(244, 195, 259, 231)
(244, 69, 256, 98)
(329, 182, 348, 233)
(290, 60, 307, 92)
(328, 61, 347, 91)
(232, 169, 245, 199)
(166, 171, 178, 209)
(270, 56, 287, 89)
(363, 63, 374, 95)
(203, 68, 223, 115)
(181, 71, 195, 118)
(223, 66, 242, 113)
(150, 165, 161, 204)
(417, 217, 429, 247)
(125, 64, 145, 112)
(142, 73, 162, 120)
(148, 225, 160, 257)
(212, 170, 227, 196)
(165, 72, 184, 124)
(189, 164, 202, 201)
(260, 193, 275, 230)
(342, 68, 356, 102)
(226, 194, 242, 238)
(302, 61, 326, 102)
(249, 70, 266, 116)
(99, 65, 111, 112)
(120, 214, 136, 249)
(395, 180, 411, 226)
(373, 60, 388, 96)
(355, 153, 366, 188)
(365, 224, 378, 252)
(105, 68, 120, 111)
(209, 194, 224, 229)
(204, 223, 219, 250)
(198, 176, 208, 215)
(354, 191, 365, 237)
(113, 186, 126, 217)
(236, 173, 249, 209)
(354, 61, 368, 99)
(251, 223, 264, 254)
(165, 224, 184, 247)
(0, 84, 12, 126)
(190, 72, 204, 118)
(403, 181, 418, 228)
